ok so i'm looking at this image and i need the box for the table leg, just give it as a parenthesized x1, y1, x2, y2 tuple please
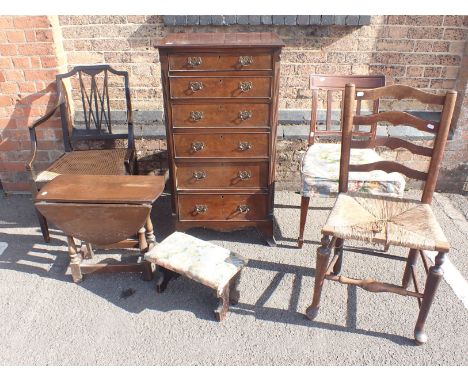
(138, 227, 148, 254)
(67, 236, 82, 283)
(145, 216, 156, 249)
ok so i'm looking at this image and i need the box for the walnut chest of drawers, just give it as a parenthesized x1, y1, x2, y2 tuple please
(156, 32, 284, 246)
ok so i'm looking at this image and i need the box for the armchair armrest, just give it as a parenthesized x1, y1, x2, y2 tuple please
(124, 147, 137, 175)
(26, 98, 63, 176)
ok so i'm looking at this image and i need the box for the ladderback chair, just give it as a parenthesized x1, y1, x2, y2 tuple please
(27, 65, 137, 242)
(306, 83, 457, 344)
(298, 74, 406, 248)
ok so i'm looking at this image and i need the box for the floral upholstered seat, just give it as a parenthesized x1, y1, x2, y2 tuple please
(301, 143, 406, 198)
(145, 232, 247, 295)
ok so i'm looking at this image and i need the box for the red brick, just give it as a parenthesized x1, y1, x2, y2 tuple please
(40, 56, 58, 68)
(2, 182, 31, 192)
(443, 16, 465, 27)
(1, 129, 30, 141)
(430, 79, 456, 89)
(0, 82, 18, 94)
(18, 82, 36, 93)
(432, 41, 450, 52)
(4, 70, 24, 81)
(376, 39, 414, 52)
(386, 16, 406, 25)
(0, 139, 21, 151)
(424, 67, 442, 78)
(0, 43, 17, 56)
(384, 26, 409, 39)
(408, 27, 444, 40)
(0, 95, 14, 106)
(0, 162, 28, 172)
(405, 16, 444, 26)
(30, 57, 41, 68)
(13, 16, 51, 29)
(0, 72, 4, 82)
(17, 43, 54, 56)
(24, 30, 36, 42)
(414, 41, 432, 53)
(23, 69, 57, 81)
(11, 57, 30, 69)
(0, 17, 14, 29)
(0, 57, 11, 69)
(0, 118, 16, 129)
(35, 29, 53, 42)
(6, 30, 25, 43)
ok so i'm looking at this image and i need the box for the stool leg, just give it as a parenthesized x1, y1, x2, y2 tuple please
(414, 251, 446, 345)
(155, 266, 179, 293)
(67, 236, 82, 283)
(80, 243, 94, 260)
(214, 284, 230, 322)
(306, 235, 331, 320)
(35, 209, 50, 243)
(298, 196, 310, 248)
(333, 238, 344, 275)
(229, 272, 242, 305)
(402, 248, 418, 289)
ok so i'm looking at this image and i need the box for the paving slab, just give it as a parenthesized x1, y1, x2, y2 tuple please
(0, 191, 467, 365)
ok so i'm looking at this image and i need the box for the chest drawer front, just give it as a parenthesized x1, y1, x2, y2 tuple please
(170, 77, 271, 99)
(173, 133, 269, 158)
(172, 103, 269, 127)
(169, 53, 272, 71)
(178, 194, 268, 221)
(176, 162, 268, 190)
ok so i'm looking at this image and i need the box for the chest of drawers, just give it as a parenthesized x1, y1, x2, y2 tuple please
(157, 32, 284, 246)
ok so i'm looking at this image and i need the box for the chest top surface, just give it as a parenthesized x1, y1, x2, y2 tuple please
(155, 32, 284, 49)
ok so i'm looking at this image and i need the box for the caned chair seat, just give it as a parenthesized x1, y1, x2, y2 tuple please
(36, 149, 128, 186)
(301, 143, 406, 197)
(322, 192, 449, 252)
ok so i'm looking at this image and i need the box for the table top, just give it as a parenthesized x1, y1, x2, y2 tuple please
(155, 32, 285, 49)
(36, 175, 165, 204)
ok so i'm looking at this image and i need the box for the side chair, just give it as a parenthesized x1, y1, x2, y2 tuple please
(26, 65, 137, 243)
(306, 83, 457, 344)
(298, 74, 407, 248)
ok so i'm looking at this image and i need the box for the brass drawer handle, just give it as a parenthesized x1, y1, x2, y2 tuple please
(193, 170, 207, 180)
(190, 111, 204, 121)
(239, 81, 253, 92)
(187, 56, 202, 67)
(238, 170, 251, 180)
(237, 205, 250, 213)
(191, 141, 205, 152)
(239, 56, 253, 66)
(238, 141, 252, 151)
(194, 204, 208, 214)
(189, 81, 203, 92)
(239, 110, 252, 121)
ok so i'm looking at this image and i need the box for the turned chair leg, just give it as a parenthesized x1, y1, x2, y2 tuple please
(306, 235, 331, 320)
(138, 226, 148, 254)
(35, 209, 50, 243)
(333, 238, 344, 275)
(67, 236, 82, 283)
(414, 251, 446, 345)
(298, 196, 310, 248)
(145, 216, 156, 249)
(402, 248, 418, 289)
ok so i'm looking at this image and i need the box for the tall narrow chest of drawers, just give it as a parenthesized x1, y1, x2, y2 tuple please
(156, 32, 284, 246)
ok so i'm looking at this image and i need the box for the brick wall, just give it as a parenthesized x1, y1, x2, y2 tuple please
(1, 15, 467, 193)
(0, 16, 66, 192)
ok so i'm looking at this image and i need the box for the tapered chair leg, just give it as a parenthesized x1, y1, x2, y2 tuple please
(333, 238, 344, 275)
(414, 252, 446, 345)
(306, 235, 331, 320)
(298, 196, 310, 248)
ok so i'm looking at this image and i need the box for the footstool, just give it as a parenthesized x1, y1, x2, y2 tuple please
(144, 232, 248, 321)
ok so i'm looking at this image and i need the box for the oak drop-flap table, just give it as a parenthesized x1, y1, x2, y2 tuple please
(35, 174, 165, 282)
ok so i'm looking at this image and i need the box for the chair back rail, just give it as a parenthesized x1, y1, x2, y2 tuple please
(339, 83, 457, 204)
(308, 74, 385, 145)
(56, 65, 134, 152)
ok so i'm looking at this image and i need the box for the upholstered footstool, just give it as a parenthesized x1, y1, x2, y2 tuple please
(144, 232, 248, 321)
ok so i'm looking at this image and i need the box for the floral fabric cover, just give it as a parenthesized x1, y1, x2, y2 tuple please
(144, 232, 248, 294)
(301, 143, 406, 198)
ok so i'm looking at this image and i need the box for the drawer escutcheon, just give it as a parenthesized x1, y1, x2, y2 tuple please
(238, 170, 252, 180)
(238, 141, 252, 151)
(187, 56, 202, 67)
(237, 205, 250, 213)
(191, 141, 205, 152)
(194, 204, 208, 214)
(239, 81, 253, 92)
(189, 81, 204, 92)
(239, 110, 252, 121)
(190, 111, 204, 121)
(239, 56, 253, 66)
(192, 170, 207, 180)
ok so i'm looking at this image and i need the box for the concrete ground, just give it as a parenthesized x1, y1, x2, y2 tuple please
(0, 190, 467, 366)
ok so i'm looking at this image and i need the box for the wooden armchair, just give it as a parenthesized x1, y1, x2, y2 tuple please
(27, 65, 137, 242)
(298, 75, 408, 248)
(306, 84, 457, 344)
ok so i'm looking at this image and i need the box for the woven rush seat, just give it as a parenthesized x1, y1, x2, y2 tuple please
(145, 232, 248, 321)
(36, 149, 128, 185)
(301, 143, 406, 197)
(322, 192, 449, 252)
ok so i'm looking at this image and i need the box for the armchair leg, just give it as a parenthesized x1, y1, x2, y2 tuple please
(298, 196, 310, 248)
(35, 208, 50, 243)
(306, 235, 331, 320)
(414, 252, 446, 345)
